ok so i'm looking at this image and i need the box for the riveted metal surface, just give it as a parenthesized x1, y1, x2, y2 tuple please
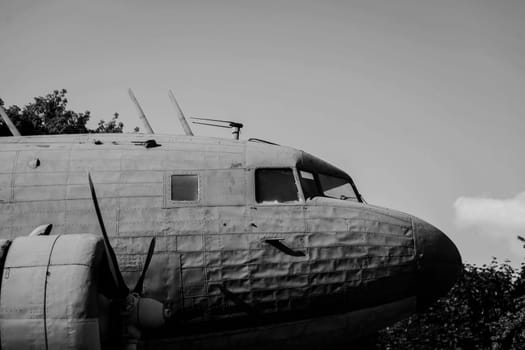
(0, 173, 12, 203)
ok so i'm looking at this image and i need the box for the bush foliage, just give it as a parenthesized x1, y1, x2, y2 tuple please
(377, 243, 525, 350)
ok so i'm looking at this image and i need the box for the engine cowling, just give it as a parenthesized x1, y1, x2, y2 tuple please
(0, 234, 106, 350)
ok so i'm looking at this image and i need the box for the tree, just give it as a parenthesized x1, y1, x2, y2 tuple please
(94, 112, 124, 133)
(0, 89, 131, 136)
(376, 239, 525, 350)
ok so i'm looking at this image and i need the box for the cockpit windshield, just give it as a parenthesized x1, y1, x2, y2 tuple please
(318, 174, 357, 200)
(299, 170, 358, 201)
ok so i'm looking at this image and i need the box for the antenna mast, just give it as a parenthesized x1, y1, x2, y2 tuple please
(0, 105, 21, 136)
(168, 90, 194, 136)
(128, 88, 154, 134)
(191, 117, 243, 140)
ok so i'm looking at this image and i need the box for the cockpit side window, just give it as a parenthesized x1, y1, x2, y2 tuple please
(255, 168, 299, 203)
(318, 173, 357, 200)
(299, 170, 321, 199)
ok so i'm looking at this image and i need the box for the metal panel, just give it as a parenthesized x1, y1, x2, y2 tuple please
(14, 172, 68, 186)
(177, 235, 204, 252)
(249, 205, 306, 233)
(14, 185, 67, 202)
(69, 149, 122, 172)
(15, 150, 70, 173)
(120, 170, 164, 183)
(0, 174, 11, 202)
(205, 169, 245, 206)
(143, 252, 182, 304)
(0, 151, 17, 173)
(182, 268, 207, 297)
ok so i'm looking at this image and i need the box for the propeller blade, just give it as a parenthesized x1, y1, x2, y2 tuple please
(88, 173, 129, 297)
(133, 238, 156, 294)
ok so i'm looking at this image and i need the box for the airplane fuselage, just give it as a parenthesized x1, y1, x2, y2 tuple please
(0, 133, 461, 348)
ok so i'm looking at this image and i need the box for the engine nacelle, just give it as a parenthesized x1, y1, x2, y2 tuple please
(0, 234, 105, 350)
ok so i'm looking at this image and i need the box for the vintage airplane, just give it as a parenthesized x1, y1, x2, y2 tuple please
(0, 93, 462, 349)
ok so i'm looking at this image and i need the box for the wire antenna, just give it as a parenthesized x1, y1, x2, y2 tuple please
(191, 117, 243, 140)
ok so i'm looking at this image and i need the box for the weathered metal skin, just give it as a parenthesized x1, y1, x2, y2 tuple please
(0, 133, 461, 348)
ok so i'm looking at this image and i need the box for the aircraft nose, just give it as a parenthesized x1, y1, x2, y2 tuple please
(413, 218, 462, 311)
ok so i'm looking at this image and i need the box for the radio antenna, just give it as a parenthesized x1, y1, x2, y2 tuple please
(190, 117, 243, 140)
(128, 88, 154, 134)
(168, 90, 194, 136)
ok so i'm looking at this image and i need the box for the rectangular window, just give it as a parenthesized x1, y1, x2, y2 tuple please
(171, 175, 198, 201)
(255, 168, 299, 203)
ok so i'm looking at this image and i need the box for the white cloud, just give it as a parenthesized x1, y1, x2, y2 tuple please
(455, 192, 525, 230)
(454, 191, 525, 259)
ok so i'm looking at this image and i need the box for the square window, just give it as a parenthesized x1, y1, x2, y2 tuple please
(171, 175, 198, 201)
(255, 168, 299, 203)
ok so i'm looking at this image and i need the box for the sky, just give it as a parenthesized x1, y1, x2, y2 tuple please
(1, 0, 524, 266)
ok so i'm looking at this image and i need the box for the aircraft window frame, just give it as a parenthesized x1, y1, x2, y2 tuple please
(253, 167, 303, 204)
(171, 174, 199, 201)
(164, 172, 201, 207)
(298, 169, 361, 202)
(317, 173, 358, 201)
(298, 170, 321, 200)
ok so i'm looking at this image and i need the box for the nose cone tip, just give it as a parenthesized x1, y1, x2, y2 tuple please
(414, 219, 462, 311)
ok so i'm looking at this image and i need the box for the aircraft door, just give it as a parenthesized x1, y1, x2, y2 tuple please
(163, 168, 247, 320)
(244, 167, 307, 313)
(162, 171, 207, 319)
(247, 167, 306, 235)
